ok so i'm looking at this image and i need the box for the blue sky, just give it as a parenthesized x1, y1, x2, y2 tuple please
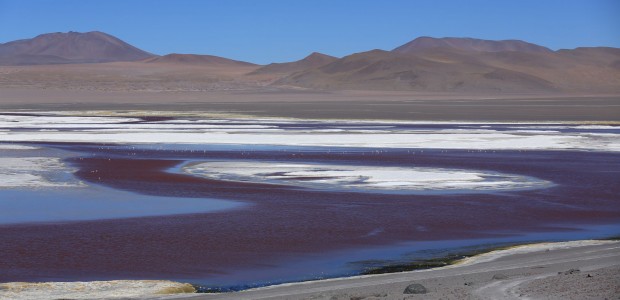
(0, 0, 618, 64)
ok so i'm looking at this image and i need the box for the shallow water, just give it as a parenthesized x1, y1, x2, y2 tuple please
(0, 187, 242, 225)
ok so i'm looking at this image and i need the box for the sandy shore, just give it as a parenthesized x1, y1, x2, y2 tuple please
(0, 280, 196, 300)
(175, 240, 620, 300)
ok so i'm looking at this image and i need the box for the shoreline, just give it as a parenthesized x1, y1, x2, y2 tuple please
(2, 238, 618, 299)
(211, 238, 619, 291)
(187, 238, 620, 299)
(3, 108, 620, 124)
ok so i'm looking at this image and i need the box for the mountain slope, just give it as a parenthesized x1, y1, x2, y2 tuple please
(276, 49, 557, 92)
(0, 31, 154, 65)
(250, 52, 338, 75)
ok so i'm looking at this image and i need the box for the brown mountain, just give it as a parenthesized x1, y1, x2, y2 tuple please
(250, 52, 338, 75)
(393, 36, 552, 54)
(274, 37, 620, 93)
(0, 31, 154, 65)
(276, 49, 556, 92)
(142, 53, 256, 67)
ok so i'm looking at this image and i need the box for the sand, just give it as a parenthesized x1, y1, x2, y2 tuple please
(1, 88, 619, 122)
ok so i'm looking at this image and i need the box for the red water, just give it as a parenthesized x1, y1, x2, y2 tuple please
(0, 147, 618, 287)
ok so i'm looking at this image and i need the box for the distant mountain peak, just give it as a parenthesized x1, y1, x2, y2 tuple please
(304, 52, 335, 60)
(0, 31, 154, 65)
(250, 52, 338, 75)
(393, 36, 552, 54)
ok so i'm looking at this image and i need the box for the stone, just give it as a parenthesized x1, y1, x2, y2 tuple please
(563, 268, 580, 275)
(403, 283, 427, 294)
(492, 274, 508, 280)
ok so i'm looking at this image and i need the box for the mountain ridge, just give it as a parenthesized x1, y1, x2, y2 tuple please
(393, 36, 553, 54)
(1, 32, 618, 93)
(142, 53, 256, 67)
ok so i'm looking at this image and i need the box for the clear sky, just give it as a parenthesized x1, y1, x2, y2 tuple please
(0, 0, 618, 64)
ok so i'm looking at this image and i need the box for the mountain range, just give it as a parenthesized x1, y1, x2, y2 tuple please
(1, 31, 618, 93)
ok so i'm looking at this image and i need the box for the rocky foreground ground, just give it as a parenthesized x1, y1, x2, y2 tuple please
(177, 240, 620, 300)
